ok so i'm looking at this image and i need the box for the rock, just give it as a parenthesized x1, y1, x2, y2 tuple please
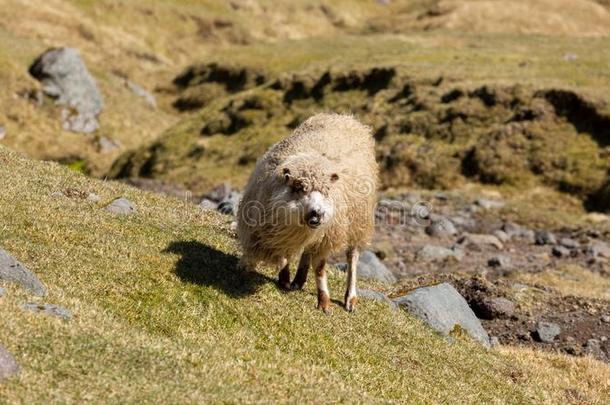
(0, 287, 4, 297)
(425, 218, 457, 238)
(98, 137, 122, 154)
(217, 191, 241, 215)
(474, 198, 505, 210)
(490, 336, 500, 347)
(358, 288, 397, 309)
(417, 245, 464, 262)
(125, 80, 156, 108)
(563, 53, 578, 61)
(198, 198, 218, 210)
(534, 321, 561, 343)
(502, 222, 535, 243)
(585, 241, 610, 259)
(106, 197, 136, 215)
(86, 193, 100, 203)
(552, 245, 570, 258)
(0, 125, 5, 140)
(0, 345, 19, 380)
(560, 238, 580, 249)
(535, 230, 557, 245)
(0, 249, 46, 296)
(29, 48, 103, 133)
(338, 251, 397, 284)
(487, 255, 511, 269)
(23, 303, 72, 320)
(394, 283, 490, 347)
(493, 230, 509, 243)
(458, 233, 503, 250)
(476, 297, 515, 320)
(601, 315, 610, 323)
(584, 339, 606, 360)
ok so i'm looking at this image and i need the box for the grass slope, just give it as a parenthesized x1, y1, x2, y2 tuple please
(0, 146, 609, 402)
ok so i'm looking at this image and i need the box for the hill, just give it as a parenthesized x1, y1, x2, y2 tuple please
(1, 147, 609, 402)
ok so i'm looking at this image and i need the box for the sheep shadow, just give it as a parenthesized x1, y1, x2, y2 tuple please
(164, 240, 273, 298)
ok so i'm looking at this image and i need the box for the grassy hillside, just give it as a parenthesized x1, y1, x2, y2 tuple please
(1, 147, 609, 402)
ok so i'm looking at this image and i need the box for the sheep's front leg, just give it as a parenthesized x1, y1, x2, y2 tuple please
(291, 251, 311, 290)
(314, 258, 332, 314)
(344, 248, 359, 312)
(277, 257, 291, 291)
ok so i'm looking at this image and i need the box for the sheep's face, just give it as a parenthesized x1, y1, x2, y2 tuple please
(275, 155, 339, 230)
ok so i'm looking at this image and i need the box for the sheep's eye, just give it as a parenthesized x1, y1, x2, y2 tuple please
(330, 173, 339, 182)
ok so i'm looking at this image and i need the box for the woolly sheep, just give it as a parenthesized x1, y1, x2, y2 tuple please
(236, 113, 379, 313)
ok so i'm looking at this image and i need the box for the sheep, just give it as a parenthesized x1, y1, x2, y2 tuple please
(236, 113, 379, 313)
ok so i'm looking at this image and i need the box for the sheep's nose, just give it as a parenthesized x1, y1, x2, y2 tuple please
(305, 210, 322, 228)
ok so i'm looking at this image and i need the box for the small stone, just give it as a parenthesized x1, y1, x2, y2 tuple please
(493, 230, 510, 243)
(394, 283, 491, 347)
(535, 230, 557, 245)
(358, 288, 397, 309)
(474, 198, 505, 210)
(86, 193, 100, 203)
(98, 137, 122, 153)
(417, 245, 463, 262)
(0, 125, 5, 140)
(229, 221, 238, 232)
(458, 233, 503, 250)
(0, 287, 5, 297)
(502, 222, 535, 243)
(601, 315, 610, 323)
(23, 302, 72, 320)
(0, 249, 46, 296)
(585, 241, 610, 259)
(198, 198, 218, 210)
(534, 321, 561, 343)
(0, 345, 19, 380)
(511, 283, 529, 292)
(559, 238, 580, 249)
(488, 255, 511, 269)
(563, 53, 578, 61)
(106, 197, 136, 215)
(51, 191, 65, 198)
(552, 245, 571, 258)
(125, 80, 156, 108)
(425, 217, 457, 238)
(476, 297, 515, 320)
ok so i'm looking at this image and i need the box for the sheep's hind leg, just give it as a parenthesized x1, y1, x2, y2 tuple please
(277, 257, 291, 291)
(291, 251, 311, 290)
(344, 248, 359, 313)
(314, 257, 332, 314)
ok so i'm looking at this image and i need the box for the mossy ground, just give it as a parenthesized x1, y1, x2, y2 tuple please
(1, 147, 609, 402)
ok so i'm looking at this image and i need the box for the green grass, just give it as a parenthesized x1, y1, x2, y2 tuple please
(1, 146, 609, 403)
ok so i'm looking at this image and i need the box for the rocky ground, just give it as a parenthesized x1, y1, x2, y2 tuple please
(186, 183, 610, 363)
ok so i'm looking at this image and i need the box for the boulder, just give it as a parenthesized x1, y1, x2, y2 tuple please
(394, 283, 491, 347)
(106, 197, 137, 215)
(29, 48, 103, 133)
(535, 230, 557, 245)
(585, 241, 610, 259)
(0, 345, 19, 380)
(0, 249, 46, 296)
(476, 297, 515, 320)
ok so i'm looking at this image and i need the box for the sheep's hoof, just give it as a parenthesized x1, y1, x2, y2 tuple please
(345, 297, 358, 313)
(278, 268, 291, 291)
(317, 304, 333, 315)
(290, 281, 304, 291)
(317, 291, 332, 314)
(278, 280, 291, 291)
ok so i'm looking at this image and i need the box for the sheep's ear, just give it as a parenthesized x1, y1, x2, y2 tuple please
(282, 167, 291, 183)
(330, 173, 339, 182)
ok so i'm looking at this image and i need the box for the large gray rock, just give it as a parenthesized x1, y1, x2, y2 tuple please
(534, 321, 561, 343)
(337, 251, 397, 284)
(29, 47, 103, 133)
(0, 249, 46, 296)
(394, 283, 491, 347)
(0, 345, 19, 380)
(23, 303, 73, 320)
